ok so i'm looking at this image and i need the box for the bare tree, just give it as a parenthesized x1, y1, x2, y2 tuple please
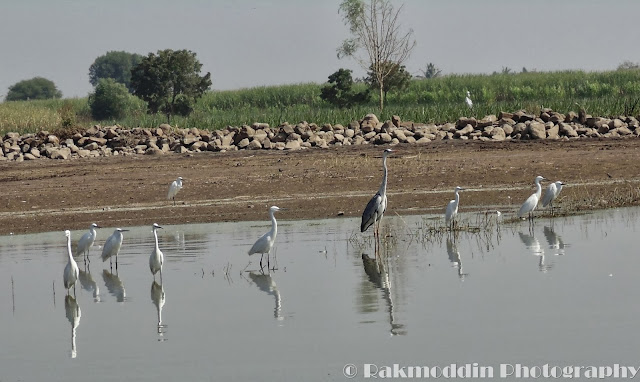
(337, 0, 416, 111)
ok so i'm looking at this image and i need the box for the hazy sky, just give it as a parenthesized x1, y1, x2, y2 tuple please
(2, 0, 640, 99)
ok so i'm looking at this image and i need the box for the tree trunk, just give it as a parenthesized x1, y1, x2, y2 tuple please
(379, 83, 384, 111)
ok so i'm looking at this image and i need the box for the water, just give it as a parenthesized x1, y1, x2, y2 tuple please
(1, 208, 640, 381)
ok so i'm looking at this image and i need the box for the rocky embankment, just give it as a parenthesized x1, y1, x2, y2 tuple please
(2, 109, 639, 161)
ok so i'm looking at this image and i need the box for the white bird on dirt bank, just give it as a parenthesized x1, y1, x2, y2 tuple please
(361, 149, 393, 242)
(445, 186, 464, 230)
(76, 223, 99, 265)
(518, 176, 546, 221)
(541, 181, 565, 212)
(248, 206, 283, 269)
(167, 177, 183, 206)
(101, 228, 129, 270)
(149, 223, 164, 283)
(64, 230, 79, 296)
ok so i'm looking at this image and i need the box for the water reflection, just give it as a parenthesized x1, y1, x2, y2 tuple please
(102, 270, 126, 302)
(78, 265, 100, 302)
(150, 281, 167, 338)
(519, 231, 551, 272)
(446, 236, 467, 280)
(248, 271, 283, 321)
(543, 225, 566, 256)
(360, 252, 406, 336)
(64, 295, 81, 359)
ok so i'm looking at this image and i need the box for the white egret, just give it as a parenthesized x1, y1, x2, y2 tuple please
(76, 223, 99, 265)
(167, 177, 183, 205)
(361, 149, 393, 243)
(149, 223, 164, 283)
(101, 228, 129, 270)
(465, 91, 473, 109)
(63, 230, 79, 296)
(541, 180, 565, 212)
(517, 175, 546, 221)
(445, 186, 464, 230)
(248, 206, 283, 269)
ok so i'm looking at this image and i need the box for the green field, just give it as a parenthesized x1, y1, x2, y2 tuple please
(2, 69, 640, 136)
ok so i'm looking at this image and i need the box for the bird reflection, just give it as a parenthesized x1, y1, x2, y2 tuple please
(519, 231, 552, 272)
(102, 269, 126, 302)
(361, 253, 406, 336)
(78, 265, 100, 302)
(151, 281, 167, 338)
(64, 295, 81, 359)
(446, 237, 467, 280)
(248, 271, 283, 321)
(543, 225, 566, 256)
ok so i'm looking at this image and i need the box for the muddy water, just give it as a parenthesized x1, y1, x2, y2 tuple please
(1, 208, 639, 381)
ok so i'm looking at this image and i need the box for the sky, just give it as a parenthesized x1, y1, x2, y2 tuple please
(2, 0, 640, 99)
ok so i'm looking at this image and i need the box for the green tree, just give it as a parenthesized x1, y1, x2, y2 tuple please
(88, 51, 143, 92)
(320, 69, 370, 108)
(88, 78, 145, 120)
(365, 62, 411, 104)
(130, 49, 212, 123)
(5, 77, 62, 101)
(337, 0, 416, 111)
(417, 63, 442, 79)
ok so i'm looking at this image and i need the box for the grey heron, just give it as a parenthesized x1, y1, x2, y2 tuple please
(361, 149, 393, 242)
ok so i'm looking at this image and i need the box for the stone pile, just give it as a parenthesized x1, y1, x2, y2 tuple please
(1, 109, 639, 161)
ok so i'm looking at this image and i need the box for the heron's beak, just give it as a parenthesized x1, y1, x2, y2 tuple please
(121, 229, 130, 232)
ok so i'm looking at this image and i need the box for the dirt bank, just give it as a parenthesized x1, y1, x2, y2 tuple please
(1, 138, 639, 236)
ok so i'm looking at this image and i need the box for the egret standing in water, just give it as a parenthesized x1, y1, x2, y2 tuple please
(167, 177, 183, 206)
(63, 230, 79, 296)
(518, 176, 546, 221)
(445, 186, 464, 230)
(101, 228, 129, 270)
(541, 181, 565, 213)
(149, 223, 164, 283)
(465, 91, 473, 109)
(248, 206, 283, 269)
(361, 149, 393, 244)
(76, 223, 99, 265)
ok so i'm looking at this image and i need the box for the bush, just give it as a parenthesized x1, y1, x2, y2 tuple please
(88, 78, 145, 120)
(6, 77, 62, 101)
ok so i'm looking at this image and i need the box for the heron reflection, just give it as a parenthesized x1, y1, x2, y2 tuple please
(64, 295, 81, 359)
(248, 271, 283, 321)
(361, 253, 406, 336)
(102, 269, 126, 302)
(543, 226, 566, 256)
(519, 231, 551, 272)
(446, 236, 467, 280)
(151, 281, 167, 337)
(78, 265, 100, 302)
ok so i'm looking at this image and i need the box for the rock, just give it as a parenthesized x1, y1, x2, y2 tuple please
(416, 137, 431, 144)
(546, 123, 560, 139)
(394, 130, 407, 142)
(514, 110, 535, 122)
(456, 117, 477, 129)
(613, 126, 633, 136)
(502, 124, 514, 136)
(455, 124, 475, 138)
(236, 138, 250, 149)
(47, 135, 60, 145)
(490, 126, 506, 141)
(392, 115, 401, 127)
(559, 123, 579, 138)
(49, 147, 71, 160)
(477, 115, 497, 128)
(284, 140, 301, 150)
(376, 133, 393, 144)
(145, 147, 164, 155)
(527, 122, 546, 139)
(23, 153, 37, 160)
(248, 139, 262, 150)
(362, 113, 379, 126)
(190, 141, 208, 151)
(609, 118, 625, 129)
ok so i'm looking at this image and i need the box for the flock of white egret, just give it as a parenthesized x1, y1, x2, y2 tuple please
(63, 150, 565, 296)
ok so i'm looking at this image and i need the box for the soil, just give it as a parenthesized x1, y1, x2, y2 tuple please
(1, 138, 640, 236)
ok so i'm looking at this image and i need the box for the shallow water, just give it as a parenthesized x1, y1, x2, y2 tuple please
(1, 208, 640, 381)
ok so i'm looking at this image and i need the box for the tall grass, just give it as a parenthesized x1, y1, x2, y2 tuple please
(2, 69, 640, 136)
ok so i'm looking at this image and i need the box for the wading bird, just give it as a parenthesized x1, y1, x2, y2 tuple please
(361, 149, 393, 243)
(76, 223, 99, 265)
(167, 177, 183, 206)
(465, 91, 473, 109)
(518, 176, 546, 221)
(445, 186, 464, 230)
(541, 181, 565, 212)
(63, 230, 79, 296)
(248, 206, 283, 269)
(149, 223, 164, 283)
(101, 228, 129, 270)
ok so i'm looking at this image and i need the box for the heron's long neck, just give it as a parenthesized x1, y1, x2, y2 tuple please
(378, 156, 388, 195)
(454, 190, 460, 204)
(90, 227, 96, 240)
(270, 211, 278, 239)
(153, 229, 160, 250)
(535, 179, 542, 199)
(67, 235, 74, 262)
